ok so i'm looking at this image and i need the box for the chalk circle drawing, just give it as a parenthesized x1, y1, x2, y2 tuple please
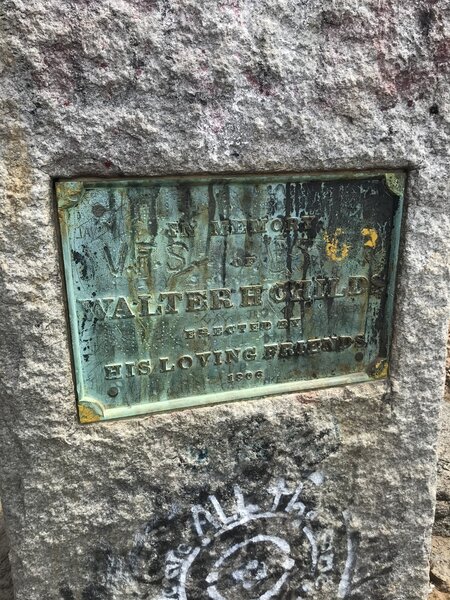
(162, 474, 345, 600)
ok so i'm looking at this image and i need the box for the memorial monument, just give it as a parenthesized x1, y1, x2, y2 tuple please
(0, 1, 449, 599)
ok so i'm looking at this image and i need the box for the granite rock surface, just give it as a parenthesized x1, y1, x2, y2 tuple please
(433, 334, 450, 538)
(429, 335, 450, 600)
(0, 1, 449, 599)
(0, 505, 13, 600)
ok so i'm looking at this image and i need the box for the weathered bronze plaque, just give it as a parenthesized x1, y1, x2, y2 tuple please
(57, 172, 404, 423)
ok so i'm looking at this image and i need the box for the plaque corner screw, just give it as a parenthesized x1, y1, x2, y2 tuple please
(384, 173, 404, 197)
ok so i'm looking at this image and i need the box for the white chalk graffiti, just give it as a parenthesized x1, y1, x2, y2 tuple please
(162, 474, 337, 600)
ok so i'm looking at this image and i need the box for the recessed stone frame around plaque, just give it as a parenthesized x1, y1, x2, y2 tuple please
(56, 171, 405, 423)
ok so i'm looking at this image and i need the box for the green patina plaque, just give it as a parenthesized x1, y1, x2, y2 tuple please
(56, 172, 404, 423)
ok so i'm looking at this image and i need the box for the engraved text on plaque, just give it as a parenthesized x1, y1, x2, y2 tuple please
(56, 172, 404, 422)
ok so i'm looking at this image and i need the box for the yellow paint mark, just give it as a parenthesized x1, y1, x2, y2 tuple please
(361, 227, 378, 248)
(56, 181, 83, 197)
(323, 228, 350, 262)
(4, 125, 32, 221)
(372, 360, 389, 380)
(78, 405, 101, 424)
(56, 181, 84, 209)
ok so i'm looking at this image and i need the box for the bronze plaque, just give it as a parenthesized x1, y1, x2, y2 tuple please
(56, 172, 404, 422)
